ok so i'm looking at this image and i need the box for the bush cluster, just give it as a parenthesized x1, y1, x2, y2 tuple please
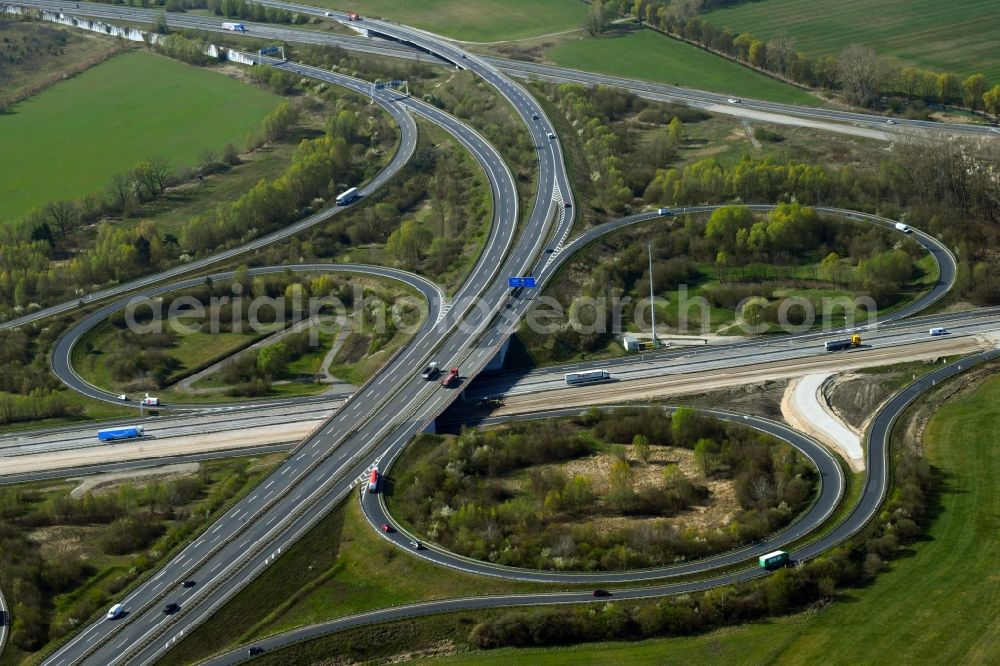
(391, 408, 816, 571)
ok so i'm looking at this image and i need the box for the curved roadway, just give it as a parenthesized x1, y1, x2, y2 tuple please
(363, 406, 844, 583)
(38, 12, 574, 666)
(196, 345, 1000, 664)
(2, 4, 988, 665)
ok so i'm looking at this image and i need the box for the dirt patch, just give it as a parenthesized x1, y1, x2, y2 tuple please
(825, 371, 900, 431)
(670, 379, 787, 420)
(507, 445, 739, 534)
(69, 463, 200, 499)
(28, 524, 94, 561)
(332, 332, 371, 365)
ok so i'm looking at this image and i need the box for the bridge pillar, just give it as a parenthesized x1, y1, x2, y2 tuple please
(483, 337, 511, 372)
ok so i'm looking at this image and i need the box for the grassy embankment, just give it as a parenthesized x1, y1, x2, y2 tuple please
(703, 0, 1000, 81)
(0, 49, 281, 221)
(545, 27, 820, 106)
(157, 498, 539, 666)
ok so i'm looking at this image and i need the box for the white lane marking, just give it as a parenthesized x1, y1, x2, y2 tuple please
(265, 481, 274, 490)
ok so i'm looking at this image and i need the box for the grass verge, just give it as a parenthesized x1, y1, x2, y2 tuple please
(545, 27, 820, 106)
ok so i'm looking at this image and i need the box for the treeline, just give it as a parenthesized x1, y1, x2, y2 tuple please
(82, 0, 304, 24)
(0, 325, 82, 426)
(0, 461, 260, 651)
(644, 142, 1000, 304)
(542, 82, 706, 216)
(624, 0, 1000, 112)
(391, 407, 816, 571)
(292, 134, 491, 288)
(467, 380, 939, 653)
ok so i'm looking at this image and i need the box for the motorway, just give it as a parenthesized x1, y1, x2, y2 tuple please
(14, 1, 1000, 140)
(196, 347, 1000, 665)
(45, 203, 957, 411)
(1, 4, 996, 665)
(33, 9, 577, 666)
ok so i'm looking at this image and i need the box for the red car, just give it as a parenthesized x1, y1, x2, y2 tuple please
(380, 523, 392, 533)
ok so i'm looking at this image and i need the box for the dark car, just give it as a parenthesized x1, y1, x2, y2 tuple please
(163, 602, 180, 614)
(248, 646, 265, 656)
(564, 202, 571, 208)
(593, 589, 611, 597)
(181, 580, 196, 588)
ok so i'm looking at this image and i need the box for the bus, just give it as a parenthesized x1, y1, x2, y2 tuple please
(564, 369, 611, 386)
(336, 187, 360, 206)
(368, 467, 379, 493)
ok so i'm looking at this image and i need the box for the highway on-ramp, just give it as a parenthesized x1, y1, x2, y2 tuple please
(37, 15, 575, 666)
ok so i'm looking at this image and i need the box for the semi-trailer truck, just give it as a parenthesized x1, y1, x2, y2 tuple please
(564, 369, 611, 385)
(824, 334, 861, 351)
(421, 361, 439, 380)
(97, 425, 144, 441)
(758, 550, 789, 569)
(441, 367, 460, 387)
(222, 22, 246, 32)
(336, 187, 359, 206)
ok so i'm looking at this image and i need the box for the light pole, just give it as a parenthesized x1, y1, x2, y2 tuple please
(648, 243, 657, 347)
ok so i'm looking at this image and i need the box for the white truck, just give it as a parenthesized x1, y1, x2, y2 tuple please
(895, 222, 911, 233)
(223, 22, 246, 33)
(141, 395, 160, 406)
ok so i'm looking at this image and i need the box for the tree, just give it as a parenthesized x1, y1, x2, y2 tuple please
(43, 200, 78, 238)
(837, 44, 883, 105)
(106, 172, 134, 212)
(671, 407, 700, 448)
(583, 0, 608, 37)
(693, 437, 720, 476)
(961, 73, 987, 109)
(667, 116, 683, 147)
(936, 72, 958, 104)
(765, 35, 795, 74)
(632, 434, 652, 464)
(257, 343, 288, 379)
(983, 84, 1000, 117)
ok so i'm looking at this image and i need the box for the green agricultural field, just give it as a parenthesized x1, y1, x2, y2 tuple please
(0, 50, 281, 222)
(308, 0, 587, 41)
(545, 28, 820, 106)
(703, 0, 1000, 81)
(425, 368, 1000, 665)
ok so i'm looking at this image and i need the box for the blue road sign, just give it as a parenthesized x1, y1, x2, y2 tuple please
(523, 276, 536, 288)
(259, 46, 280, 55)
(507, 277, 523, 288)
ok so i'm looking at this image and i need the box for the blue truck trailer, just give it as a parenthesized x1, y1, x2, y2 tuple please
(97, 425, 144, 442)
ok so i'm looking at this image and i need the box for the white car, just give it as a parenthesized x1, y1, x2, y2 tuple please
(107, 603, 124, 620)
(886, 118, 896, 125)
(118, 394, 128, 401)
(547, 132, 555, 140)
(727, 98, 741, 104)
